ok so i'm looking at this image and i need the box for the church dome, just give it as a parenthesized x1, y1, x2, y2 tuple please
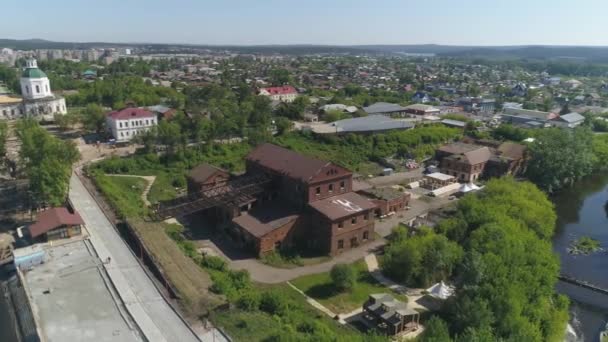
(22, 68, 48, 79)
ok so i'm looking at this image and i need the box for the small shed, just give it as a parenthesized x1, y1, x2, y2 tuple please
(29, 208, 84, 242)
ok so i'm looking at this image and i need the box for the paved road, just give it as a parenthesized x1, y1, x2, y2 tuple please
(230, 239, 385, 283)
(69, 173, 201, 342)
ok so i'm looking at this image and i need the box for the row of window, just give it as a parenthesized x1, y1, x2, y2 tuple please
(119, 128, 148, 138)
(337, 213, 369, 228)
(118, 119, 151, 128)
(315, 180, 346, 195)
(25, 84, 49, 95)
(337, 231, 370, 249)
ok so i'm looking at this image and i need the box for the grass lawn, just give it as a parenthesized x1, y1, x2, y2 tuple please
(291, 260, 407, 314)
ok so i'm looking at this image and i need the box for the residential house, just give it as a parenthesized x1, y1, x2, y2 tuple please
(28, 207, 84, 242)
(500, 107, 558, 127)
(258, 86, 298, 103)
(106, 108, 158, 142)
(319, 103, 358, 114)
(411, 91, 432, 103)
(147, 104, 176, 121)
(511, 83, 527, 97)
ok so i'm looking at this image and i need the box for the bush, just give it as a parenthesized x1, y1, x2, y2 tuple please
(236, 290, 260, 311)
(330, 263, 357, 291)
(201, 255, 227, 271)
(259, 290, 289, 316)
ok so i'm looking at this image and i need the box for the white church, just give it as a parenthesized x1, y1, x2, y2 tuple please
(0, 58, 67, 121)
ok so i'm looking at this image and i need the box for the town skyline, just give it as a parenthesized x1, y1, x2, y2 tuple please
(4, 0, 608, 46)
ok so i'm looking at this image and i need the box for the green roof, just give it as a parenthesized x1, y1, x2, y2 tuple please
(21, 68, 47, 79)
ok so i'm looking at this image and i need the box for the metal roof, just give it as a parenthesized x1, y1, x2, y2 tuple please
(363, 102, 407, 114)
(332, 115, 414, 133)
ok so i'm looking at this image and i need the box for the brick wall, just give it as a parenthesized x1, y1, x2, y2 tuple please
(307, 176, 352, 203)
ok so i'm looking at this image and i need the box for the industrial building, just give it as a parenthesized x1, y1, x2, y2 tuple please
(158, 144, 379, 257)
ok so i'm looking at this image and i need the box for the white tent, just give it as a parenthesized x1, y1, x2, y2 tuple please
(459, 183, 480, 193)
(426, 281, 455, 300)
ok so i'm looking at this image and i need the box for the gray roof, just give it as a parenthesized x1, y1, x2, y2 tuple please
(441, 119, 467, 128)
(557, 112, 585, 123)
(332, 115, 414, 133)
(363, 102, 407, 114)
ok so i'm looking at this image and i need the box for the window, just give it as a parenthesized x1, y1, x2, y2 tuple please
(328, 184, 334, 193)
(25, 86, 29, 94)
(119, 122, 123, 128)
(125, 121, 129, 127)
(337, 240, 344, 249)
(350, 237, 358, 247)
(145, 119, 149, 125)
(363, 231, 369, 240)
(316, 187, 321, 195)
(340, 181, 345, 190)
(364, 213, 369, 221)
(35, 85, 40, 93)
(351, 217, 357, 225)
(338, 221, 344, 228)
(120, 132, 124, 137)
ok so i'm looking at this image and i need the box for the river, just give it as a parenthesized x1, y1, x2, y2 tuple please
(553, 174, 608, 342)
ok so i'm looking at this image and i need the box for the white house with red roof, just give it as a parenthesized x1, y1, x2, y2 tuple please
(258, 85, 298, 103)
(106, 107, 157, 142)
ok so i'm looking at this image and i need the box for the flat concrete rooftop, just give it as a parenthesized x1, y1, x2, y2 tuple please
(22, 240, 143, 342)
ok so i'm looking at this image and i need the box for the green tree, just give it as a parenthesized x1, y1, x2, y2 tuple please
(269, 68, 292, 86)
(330, 263, 357, 291)
(16, 119, 80, 206)
(81, 103, 106, 134)
(382, 229, 463, 287)
(0, 121, 7, 156)
(526, 127, 594, 192)
(275, 117, 293, 135)
(420, 317, 452, 342)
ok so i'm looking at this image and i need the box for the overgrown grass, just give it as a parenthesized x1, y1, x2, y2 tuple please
(260, 250, 331, 269)
(291, 260, 408, 314)
(90, 171, 148, 218)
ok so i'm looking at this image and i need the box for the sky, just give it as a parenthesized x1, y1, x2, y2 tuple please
(2, 0, 608, 46)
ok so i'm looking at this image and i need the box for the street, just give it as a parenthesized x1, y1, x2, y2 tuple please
(69, 173, 203, 342)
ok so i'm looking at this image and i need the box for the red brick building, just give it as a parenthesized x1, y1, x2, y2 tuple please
(230, 143, 377, 256)
(358, 188, 411, 218)
(187, 163, 230, 194)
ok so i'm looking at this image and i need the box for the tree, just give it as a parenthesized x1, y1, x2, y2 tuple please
(81, 103, 106, 134)
(330, 263, 357, 291)
(420, 317, 452, 342)
(436, 178, 569, 342)
(0, 121, 7, 157)
(382, 229, 463, 287)
(275, 117, 293, 135)
(16, 119, 80, 207)
(526, 127, 595, 192)
(269, 68, 292, 86)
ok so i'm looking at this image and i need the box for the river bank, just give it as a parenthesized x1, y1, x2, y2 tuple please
(553, 174, 608, 342)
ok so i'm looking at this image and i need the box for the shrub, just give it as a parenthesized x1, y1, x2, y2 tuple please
(236, 290, 260, 311)
(330, 263, 357, 291)
(201, 255, 227, 271)
(259, 290, 289, 316)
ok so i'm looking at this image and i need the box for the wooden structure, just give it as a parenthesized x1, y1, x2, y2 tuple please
(363, 293, 420, 336)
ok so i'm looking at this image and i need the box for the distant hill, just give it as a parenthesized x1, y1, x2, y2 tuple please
(3, 38, 608, 61)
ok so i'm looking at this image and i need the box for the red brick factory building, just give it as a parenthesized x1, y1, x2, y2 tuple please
(188, 144, 379, 257)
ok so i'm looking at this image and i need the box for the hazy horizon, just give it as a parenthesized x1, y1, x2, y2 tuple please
(3, 0, 608, 46)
